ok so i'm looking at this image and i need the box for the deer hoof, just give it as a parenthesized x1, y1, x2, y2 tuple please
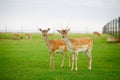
(88, 66, 91, 70)
(60, 65, 63, 67)
(75, 68, 78, 71)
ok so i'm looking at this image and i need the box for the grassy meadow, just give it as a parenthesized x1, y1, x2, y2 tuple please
(0, 33, 120, 80)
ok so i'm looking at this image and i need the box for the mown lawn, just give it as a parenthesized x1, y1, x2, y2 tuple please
(0, 33, 120, 80)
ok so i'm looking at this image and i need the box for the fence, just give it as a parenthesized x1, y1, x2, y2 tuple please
(103, 17, 120, 37)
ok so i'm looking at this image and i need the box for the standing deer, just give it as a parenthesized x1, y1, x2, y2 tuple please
(57, 28, 93, 71)
(13, 33, 20, 39)
(39, 28, 70, 69)
(25, 33, 32, 39)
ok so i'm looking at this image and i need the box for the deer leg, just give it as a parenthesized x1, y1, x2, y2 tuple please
(52, 53, 55, 69)
(75, 52, 78, 71)
(65, 50, 71, 67)
(86, 50, 92, 70)
(49, 53, 52, 68)
(71, 53, 75, 71)
(60, 52, 64, 67)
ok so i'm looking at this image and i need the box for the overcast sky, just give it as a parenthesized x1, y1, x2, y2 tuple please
(0, 0, 120, 33)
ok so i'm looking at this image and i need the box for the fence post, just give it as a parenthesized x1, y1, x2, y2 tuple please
(118, 17, 120, 37)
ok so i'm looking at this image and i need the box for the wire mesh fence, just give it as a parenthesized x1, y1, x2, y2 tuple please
(103, 17, 120, 37)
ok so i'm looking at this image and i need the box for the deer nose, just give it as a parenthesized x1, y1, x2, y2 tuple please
(43, 34, 45, 36)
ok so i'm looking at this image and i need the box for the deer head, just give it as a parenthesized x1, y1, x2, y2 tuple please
(57, 27, 70, 38)
(39, 28, 50, 37)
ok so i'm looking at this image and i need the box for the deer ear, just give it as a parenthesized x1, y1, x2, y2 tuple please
(48, 28, 50, 31)
(39, 28, 42, 31)
(57, 30, 61, 33)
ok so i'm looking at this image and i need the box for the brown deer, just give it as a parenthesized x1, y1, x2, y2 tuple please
(57, 28, 93, 71)
(93, 32, 101, 37)
(25, 33, 32, 39)
(13, 33, 20, 39)
(39, 28, 70, 69)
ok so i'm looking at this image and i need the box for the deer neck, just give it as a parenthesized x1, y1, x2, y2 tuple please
(43, 35, 51, 52)
(63, 36, 74, 53)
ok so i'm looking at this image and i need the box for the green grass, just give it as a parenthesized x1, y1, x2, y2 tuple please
(0, 33, 120, 80)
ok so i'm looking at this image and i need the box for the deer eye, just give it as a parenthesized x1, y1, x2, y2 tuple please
(63, 30, 66, 33)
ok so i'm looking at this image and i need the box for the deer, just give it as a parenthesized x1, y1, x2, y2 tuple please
(25, 33, 32, 39)
(93, 32, 101, 37)
(13, 33, 20, 39)
(39, 28, 71, 69)
(57, 28, 93, 71)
